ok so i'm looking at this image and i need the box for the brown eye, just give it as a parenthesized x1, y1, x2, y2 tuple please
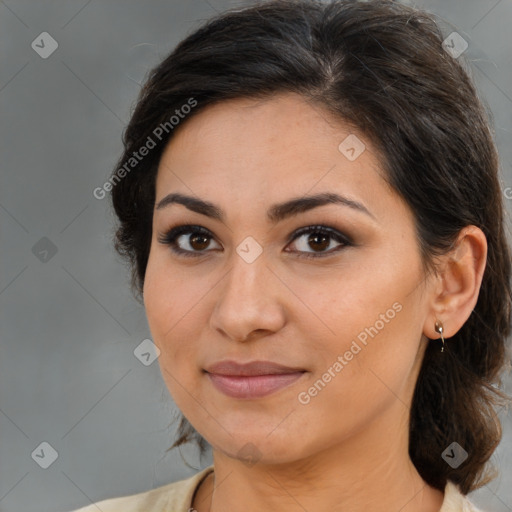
(306, 232, 331, 251)
(187, 233, 211, 251)
(158, 224, 352, 259)
(286, 225, 352, 258)
(157, 225, 221, 257)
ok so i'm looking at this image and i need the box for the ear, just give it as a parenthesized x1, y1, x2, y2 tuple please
(423, 225, 487, 341)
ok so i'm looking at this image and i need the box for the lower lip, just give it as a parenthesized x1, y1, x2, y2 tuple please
(206, 372, 305, 399)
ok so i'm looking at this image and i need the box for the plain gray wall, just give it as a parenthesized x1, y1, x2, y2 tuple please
(1, 1, 511, 511)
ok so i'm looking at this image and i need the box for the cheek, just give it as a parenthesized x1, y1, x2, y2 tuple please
(292, 267, 400, 353)
(144, 257, 190, 361)
(143, 254, 210, 393)
(303, 264, 423, 398)
(335, 297, 423, 413)
(144, 251, 197, 334)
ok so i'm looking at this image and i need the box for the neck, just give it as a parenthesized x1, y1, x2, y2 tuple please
(193, 405, 444, 512)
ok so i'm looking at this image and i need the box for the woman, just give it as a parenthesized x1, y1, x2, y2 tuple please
(72, 0, 511, 511)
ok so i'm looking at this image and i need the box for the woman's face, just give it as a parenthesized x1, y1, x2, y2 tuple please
(144, 92, 435, 464)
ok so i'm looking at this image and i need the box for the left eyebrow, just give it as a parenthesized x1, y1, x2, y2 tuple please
(155, 191, 376, 223)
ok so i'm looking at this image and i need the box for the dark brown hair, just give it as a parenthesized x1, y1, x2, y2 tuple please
(109, 0, 512, 494)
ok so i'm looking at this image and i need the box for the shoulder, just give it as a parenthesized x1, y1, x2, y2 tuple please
(67, 465, 214, 512)
(441, 481, 485, 512)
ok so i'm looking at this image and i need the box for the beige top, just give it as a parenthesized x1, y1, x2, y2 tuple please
(69, 465, 483, 512)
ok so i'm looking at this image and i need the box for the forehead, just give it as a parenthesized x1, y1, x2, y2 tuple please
(154, 92, 404, 224)
(158, 93, 374, 177)
(164, 93, 351, 153)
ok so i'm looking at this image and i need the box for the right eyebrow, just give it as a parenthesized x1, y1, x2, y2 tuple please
(155, 191, 376, 224)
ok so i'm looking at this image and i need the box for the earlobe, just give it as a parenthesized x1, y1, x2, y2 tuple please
(423, 226, 487, 345)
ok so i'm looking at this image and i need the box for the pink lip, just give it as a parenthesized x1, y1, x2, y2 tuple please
(204, 360, 306, 399)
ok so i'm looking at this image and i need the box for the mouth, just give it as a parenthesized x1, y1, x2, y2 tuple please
(203, 360, 307, 399)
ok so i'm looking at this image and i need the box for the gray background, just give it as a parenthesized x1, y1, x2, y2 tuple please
(1, 1, 511, 511)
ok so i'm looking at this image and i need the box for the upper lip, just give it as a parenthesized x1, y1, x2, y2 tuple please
(204, 360, 306, 376)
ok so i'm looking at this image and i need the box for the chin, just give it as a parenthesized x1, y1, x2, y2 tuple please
(203, 424, 313, 466)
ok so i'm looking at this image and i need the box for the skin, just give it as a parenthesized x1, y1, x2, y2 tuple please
(143, 92, 487, 512)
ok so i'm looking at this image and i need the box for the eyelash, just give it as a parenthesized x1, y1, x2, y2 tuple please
(157, 224, 353, 259)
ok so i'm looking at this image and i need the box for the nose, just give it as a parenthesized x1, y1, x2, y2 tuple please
(209, 246, 287, 343)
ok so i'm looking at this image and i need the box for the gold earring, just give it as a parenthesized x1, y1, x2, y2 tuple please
(434, 321, 445, 352)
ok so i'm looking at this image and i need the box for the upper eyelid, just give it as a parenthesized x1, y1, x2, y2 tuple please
(161, 224, 345, 238)
(159, 224, 351, 250)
